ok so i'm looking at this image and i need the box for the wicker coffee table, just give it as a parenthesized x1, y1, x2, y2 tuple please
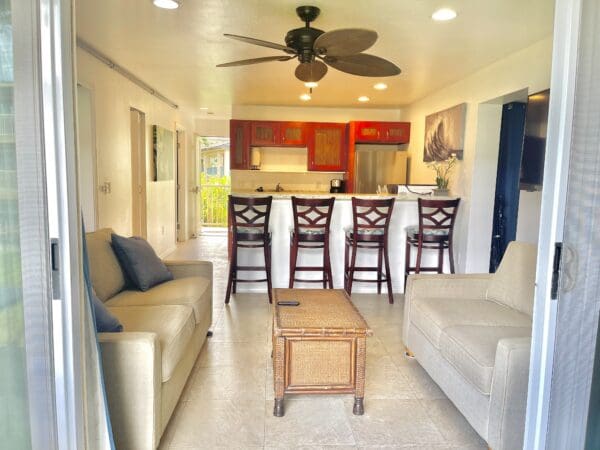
(272, 288, 373, 417)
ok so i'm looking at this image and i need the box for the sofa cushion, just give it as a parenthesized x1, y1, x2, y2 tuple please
(487, 241, 537, 317)
(105, 276, 211, 326)
(86, 228, 126, 301)
(439, 325, 532, 395)
(108, 305, 195, 382)
(92, 290, 123, 332)
(411, 297, 531, 349)
(111, 234, 174, 291)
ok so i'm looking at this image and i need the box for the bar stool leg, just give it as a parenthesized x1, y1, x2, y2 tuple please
(322, 243, 327, 289)
(377, 246, 383, 295)
(384, 241, 394, 304)
(325, 241, 333, 289)
(448, 238, 456, 274)
(265, 240, 273, 304)
(404, 240, 411, 285)
(225, 242, 236, 304)
(344, 237, 350, 291)
(438, 243, 444, 274)
(415, 240, 423, 275)
(289, 236, 298, 288)
(347, 242, 358, 295)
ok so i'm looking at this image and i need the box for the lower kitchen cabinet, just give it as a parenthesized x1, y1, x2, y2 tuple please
(307, 123, 347, 171)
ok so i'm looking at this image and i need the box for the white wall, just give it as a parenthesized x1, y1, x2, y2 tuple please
(77, 49, 197, 256)
(402, 37, 553, 272)
(516, 190, 544, 244)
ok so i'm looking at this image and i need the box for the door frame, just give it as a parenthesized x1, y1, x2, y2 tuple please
(176, 125, 186, 242)
(130, 107, 147, 238)
(524, 0, 581, 447)
(76, 82, 98, 231)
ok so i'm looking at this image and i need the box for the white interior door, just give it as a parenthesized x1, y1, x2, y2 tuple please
(76, 84, 97, 231)
(176, 129, 186, 242)
(130, 108, 147, 238)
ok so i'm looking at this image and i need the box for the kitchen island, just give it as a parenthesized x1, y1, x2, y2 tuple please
(230, 192, 450, 295)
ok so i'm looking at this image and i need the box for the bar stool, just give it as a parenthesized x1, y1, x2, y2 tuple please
(225, 195, 273, 304)
(344, 197, 395, 304)
(289, 196, 335, 289)
(404, 198, 460, 282)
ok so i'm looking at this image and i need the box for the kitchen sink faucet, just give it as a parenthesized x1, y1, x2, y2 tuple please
(275, 183, 284, 192)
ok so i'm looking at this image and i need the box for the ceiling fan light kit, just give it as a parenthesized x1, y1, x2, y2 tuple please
(217, 5, 401, 84)
(153, 0, 180, 10)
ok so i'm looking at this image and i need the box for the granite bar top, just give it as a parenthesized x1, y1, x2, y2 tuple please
(230, 190, 440, 201)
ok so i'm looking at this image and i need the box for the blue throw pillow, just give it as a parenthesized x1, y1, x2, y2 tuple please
(111, 234, 174, 291)
(92, 291, 123, 332)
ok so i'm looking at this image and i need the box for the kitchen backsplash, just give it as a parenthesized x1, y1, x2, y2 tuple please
(231, 170, 344, 193)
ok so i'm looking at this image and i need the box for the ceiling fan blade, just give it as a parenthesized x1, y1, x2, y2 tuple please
(313, 29, 378, 57)
(323, 54, 401, 77)
(295, 61, 328, 82)
(224, 33, 297, 54)
(217, 55, 294, 67)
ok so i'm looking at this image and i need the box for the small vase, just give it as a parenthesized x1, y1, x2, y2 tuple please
(433, 188, 449, 197)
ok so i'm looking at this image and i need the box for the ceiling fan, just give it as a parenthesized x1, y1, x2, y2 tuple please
(217, 5, 401, 83)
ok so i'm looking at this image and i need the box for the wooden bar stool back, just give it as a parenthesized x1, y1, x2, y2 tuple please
(289, 196, 336, 289)
(225, 195, 273, 304)
(404, 198, 460, 282)
(344, 197, 395, 304)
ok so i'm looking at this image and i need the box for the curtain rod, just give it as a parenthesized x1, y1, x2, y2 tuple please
(76, 38, 179, 109)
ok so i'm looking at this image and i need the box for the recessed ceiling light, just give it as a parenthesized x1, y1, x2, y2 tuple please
(432, 8, 457, 21)
(153, 0, 180, 9)
(300, 93, 311, 101)
(199, 107, 209, 110)
(304, 82, 318, 88)
(358, 96, 370, 102)
(373, 83, 388, 90)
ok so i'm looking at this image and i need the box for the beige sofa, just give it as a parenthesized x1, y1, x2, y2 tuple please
(86, 229, 213, 450)
(403, 241, 536, 450)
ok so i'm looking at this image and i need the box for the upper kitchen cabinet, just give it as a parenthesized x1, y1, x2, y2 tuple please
(280, 122, 307, 146)
(353, 121, 411, 144)
(251, 121, 280, 146)
(250, 121, 307, 147)
(230, 120, 250, 169)
(307, 123, 347, 171)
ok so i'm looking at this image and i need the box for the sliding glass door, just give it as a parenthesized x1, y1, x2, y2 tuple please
(0, 0, 32, 447)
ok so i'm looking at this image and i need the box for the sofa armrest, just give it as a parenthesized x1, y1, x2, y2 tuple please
(488, 337, 531, 450)
(405, 274, 492, 301)
(99, 332, 161, 450)
(164, 260, 213, 281)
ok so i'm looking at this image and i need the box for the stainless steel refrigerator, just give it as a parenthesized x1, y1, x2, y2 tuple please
(354, 145, 409, 193)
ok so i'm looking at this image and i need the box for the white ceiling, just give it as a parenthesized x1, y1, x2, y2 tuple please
(75, 0, 555, 117)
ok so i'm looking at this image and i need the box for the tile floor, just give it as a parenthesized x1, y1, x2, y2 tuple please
(159, 232, 487, 450)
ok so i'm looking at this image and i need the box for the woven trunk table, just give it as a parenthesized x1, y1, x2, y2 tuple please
(272, 288, 373, 417)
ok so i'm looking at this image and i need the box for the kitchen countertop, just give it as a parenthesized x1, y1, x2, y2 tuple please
(230, 190, 442, 201)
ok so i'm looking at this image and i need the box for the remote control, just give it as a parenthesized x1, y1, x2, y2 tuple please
(277, 300, 300, 306)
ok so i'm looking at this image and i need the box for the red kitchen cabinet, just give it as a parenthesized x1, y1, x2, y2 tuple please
(280, 122, 307, 146)
(307, 123, 347, 171)
(230, 120, 250, 169)
(251, 121, 280, 146)
(353, 121, 410, 144)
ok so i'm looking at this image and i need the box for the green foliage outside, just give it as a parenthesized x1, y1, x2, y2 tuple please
(199, 172, 230, 227)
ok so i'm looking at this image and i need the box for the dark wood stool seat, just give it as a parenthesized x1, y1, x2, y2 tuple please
(225, 195, 273, 304)
(344, 197, 395, 304)
(404, 198, 460, 283)
(289, 196, 335, 288)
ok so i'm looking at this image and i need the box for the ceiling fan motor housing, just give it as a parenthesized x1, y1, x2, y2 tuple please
(285, 27, 324, 63)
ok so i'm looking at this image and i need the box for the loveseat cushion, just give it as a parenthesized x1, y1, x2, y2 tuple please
(106, 276, 211, 326)
(487, 241, 537, 317)
(86, 228, 126, 301)
(439, 325, 532, 395)
(411, 297, 531, 349)
(108, 305, 195, 382)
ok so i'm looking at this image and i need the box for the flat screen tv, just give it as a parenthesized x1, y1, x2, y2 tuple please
(520, 90, 550, 191)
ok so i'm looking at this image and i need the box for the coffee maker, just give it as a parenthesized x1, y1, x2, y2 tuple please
(330, 178, 345, 193)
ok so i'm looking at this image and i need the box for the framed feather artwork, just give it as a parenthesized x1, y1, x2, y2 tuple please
(423, 103, 466, 162)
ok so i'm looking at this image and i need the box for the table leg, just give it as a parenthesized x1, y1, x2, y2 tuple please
(273, 336, 286, 417)
(354, 337, 367, 415)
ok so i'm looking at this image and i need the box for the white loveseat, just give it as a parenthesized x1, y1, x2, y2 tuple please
(86, 228, 213, 450)
(403, 241, 536, 450)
